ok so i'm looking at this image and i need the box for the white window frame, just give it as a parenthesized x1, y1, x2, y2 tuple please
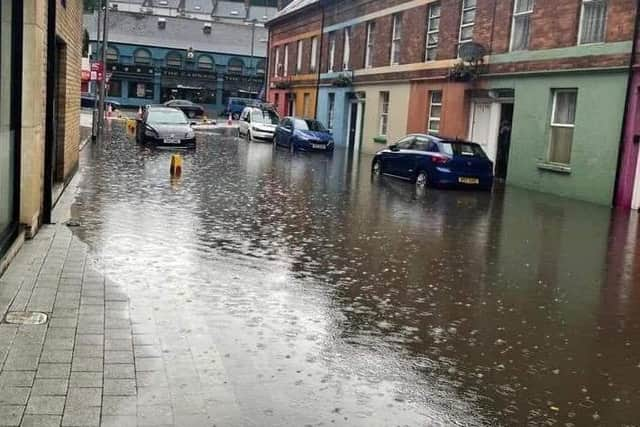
(510, 0, 534, 51)
(365, 21, 375, 69)
(310, 37, 318, 71)
(428, 91, 442, 134)
(379, 91, 390, 136)
(425, 3, 440, 62)
(283, 44, 289, 77)
(343, 27, 351, 70)
(548, 89, 578, 165)
(274, 46, 281, 77)
(458, 0, 476, 56)
(328, 33, 337, 73)
(390, 13, 402, 65)
(327, 93, 335, 130)
(296, 40, 303, 73)
(578, 0, 608, 45)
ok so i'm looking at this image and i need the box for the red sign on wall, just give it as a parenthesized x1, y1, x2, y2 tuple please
(90, 61, 104, 81)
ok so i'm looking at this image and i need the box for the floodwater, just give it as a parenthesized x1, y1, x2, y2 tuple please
(71, 124, 640, 426)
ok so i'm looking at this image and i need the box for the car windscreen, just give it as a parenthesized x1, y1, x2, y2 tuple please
(438, 142, 487, 158)
(294, 119, 327, 132)
(147, 110, 188, 125)
(251, 110, 280, 125)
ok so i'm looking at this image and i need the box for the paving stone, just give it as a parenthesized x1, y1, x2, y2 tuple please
(101, 415, 137, 427)
(104, 364, 135, 379)
(3, 348, 41, 371)
(36, 363, 71, 379)
(20, 414, 63, 427)
(174, 414, 213, 427)
(69, 372, 102, 388)
(105, 338, 132, 351)
(72, 345, 103, 358)
(39, 349, 73, 363)
(31, 379, 69, 396)
(135, 357, 164, 371)
(0, 371, 35, 387)
(102, 396, 137, 415)
(136, 371, 169, 388)
(103, 379, 136, 396)
(134, 346, 163, 358)
(48, 318, 78, 328)
(61, 406, 100, 426)
(0, 404, 25, 426)
(43, 337, 75, 350)
(137, 404, 173, 426)
(25, 395, 66, 415)
(46, 328, 76, 339)
(104, 329, 132, 340)
(65, 387, 102, 408)
(104, 350, 134, 364)
(0, 386, 30, 405)
(133, 335, 159, 346)
(71, 357, 103, 372)
(137, 387, 171, 406)
(75, 335, 103, 346)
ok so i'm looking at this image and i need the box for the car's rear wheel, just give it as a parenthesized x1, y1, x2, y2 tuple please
(372, 160, 383, 176)
(416, 171, 429, 188)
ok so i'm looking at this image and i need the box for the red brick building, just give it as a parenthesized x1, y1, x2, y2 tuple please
(267, 0, 639, 206)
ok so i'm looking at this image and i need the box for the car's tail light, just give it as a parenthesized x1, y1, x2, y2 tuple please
(431, 155, 449, 165)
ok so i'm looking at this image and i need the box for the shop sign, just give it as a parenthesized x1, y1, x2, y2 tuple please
(90, 61, 104, 81)
(161, 69, 217, 80)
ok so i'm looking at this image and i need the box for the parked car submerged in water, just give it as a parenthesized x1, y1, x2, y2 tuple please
(163, 100, 205, 118)
(274, 117, 334, 153)
(136, 107, 196, 149)
(238, 107, 280, 142)
(372, 134, 493, 190)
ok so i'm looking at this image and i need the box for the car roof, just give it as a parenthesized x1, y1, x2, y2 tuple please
(405, 133, 477, 145)
(147, 106, 184, 112)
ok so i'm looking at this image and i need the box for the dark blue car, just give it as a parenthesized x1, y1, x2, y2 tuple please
(372, 134, 494, 190)
(274, 117, 335, 153)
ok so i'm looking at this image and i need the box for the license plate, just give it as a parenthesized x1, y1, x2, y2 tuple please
(312, 144, 326, 150)
(164, 138, 178, 145)
(459, 177, 479, 185)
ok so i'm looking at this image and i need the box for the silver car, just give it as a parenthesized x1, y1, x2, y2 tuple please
(238, 107, 280, 142)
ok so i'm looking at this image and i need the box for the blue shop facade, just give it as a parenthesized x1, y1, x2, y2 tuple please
(92, 42, 266, 115)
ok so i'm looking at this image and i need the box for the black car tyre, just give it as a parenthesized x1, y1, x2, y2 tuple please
(416, 171, 429, 188)
(246, 131, 252, 143)
(372, 160, 383, 176)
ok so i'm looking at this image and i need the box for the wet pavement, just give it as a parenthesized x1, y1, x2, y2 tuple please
(64, 123, 640, 426)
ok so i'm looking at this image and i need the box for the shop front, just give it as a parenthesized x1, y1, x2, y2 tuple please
(0, 0, 21, 259)
(223, 74, 263, 106)
(161, 68, 218, 111)
(105, 63, 156, 107)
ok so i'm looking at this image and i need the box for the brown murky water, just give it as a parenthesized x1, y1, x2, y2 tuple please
(71, 124, 640, 426)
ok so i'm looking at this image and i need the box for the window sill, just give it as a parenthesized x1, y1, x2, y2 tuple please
(373, 136, 387, 144)
(536, 162, 572, 174)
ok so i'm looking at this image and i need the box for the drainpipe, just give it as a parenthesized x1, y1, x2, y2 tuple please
(43, 0, 57, 224)
(314, 1, 325, 119)
(612, 0, 640, 207)
(265, 26, 271, 103)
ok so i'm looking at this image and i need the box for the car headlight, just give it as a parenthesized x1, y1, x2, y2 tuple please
(185, 131, 195, 139)
(144, 128, 158, 137)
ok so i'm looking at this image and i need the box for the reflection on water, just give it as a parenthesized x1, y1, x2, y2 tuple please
(72, 125, 640, 426)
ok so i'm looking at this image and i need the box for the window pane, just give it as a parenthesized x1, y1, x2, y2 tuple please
(515, 0, 534, 13)
(430, 17, 440, 31)
(512, 15, 531, 50)
(549, 127, 573, 164)
(462, 10, 476, 24)
(429, 120, 440, 132)
(428, 33, 439, 45)
(461, 26, 474, 40)
(430, 105, 442, 118)
(581, 1, 607, 44)
(553, 91, 577, 125)
(463, 0, 476, 8)
(427, 47, 437, 61)
(431, 91, 442, 104)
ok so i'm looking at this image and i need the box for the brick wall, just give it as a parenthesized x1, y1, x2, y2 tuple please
(56, 0, 82, 183)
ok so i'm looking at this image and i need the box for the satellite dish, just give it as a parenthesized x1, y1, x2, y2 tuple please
(459, 42, 486, 62)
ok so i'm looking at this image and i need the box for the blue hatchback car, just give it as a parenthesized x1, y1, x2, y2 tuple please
(274, 117, 335, 153)
(372, 134, 494, 190)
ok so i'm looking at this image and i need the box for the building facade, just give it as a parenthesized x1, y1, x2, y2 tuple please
(85, 10, 268, 113)
(267, 0, 639, 207)
(1, 0, 82, 268)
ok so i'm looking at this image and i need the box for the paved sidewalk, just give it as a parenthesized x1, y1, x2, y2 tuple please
(0, 203, 234, 426)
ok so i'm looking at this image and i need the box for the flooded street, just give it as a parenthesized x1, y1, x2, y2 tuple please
(69, 124, 640, 426)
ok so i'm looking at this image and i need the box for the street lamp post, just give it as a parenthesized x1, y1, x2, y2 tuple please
(97, 1, 110, 140)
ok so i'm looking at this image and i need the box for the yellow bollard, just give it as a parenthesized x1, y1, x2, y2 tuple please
(126, 119, 137, 138)
(170, 154, 183, 178)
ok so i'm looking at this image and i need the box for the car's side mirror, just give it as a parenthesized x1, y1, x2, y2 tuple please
(389, 144, 399, 151)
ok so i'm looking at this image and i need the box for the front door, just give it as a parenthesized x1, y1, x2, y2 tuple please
(495, 103, 513, 180)
(469, 101, 501, 167)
